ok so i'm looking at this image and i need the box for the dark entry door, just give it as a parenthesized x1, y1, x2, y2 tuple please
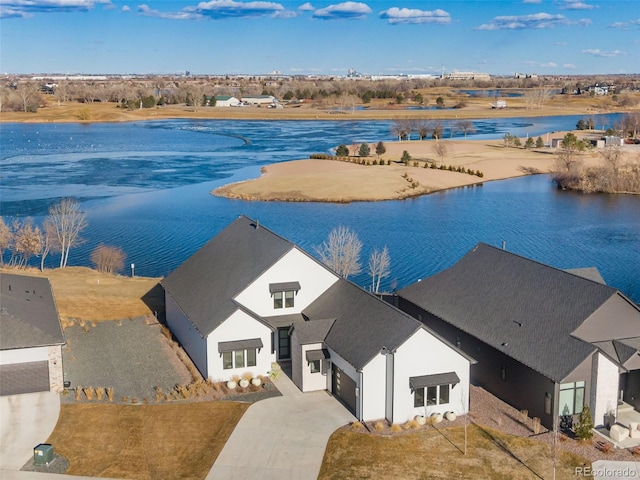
(332, 364, 357, 415)
(277, 327, 290, 359)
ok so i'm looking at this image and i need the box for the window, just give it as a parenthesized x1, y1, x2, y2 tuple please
(223, 351, 233, 370)
(426, 386, 438, 406)
(558, 381, 586, 415)
(415, 384, 451, 408)
(274, 291, 283, 309)
(247, 349, 256, 367)
(222, 348, 257, 370)
(274, 290, 295, 309)
(310, 360, 321, 374)
(285, 290, 295, 308)
(439, 384, 450, 404)
(234, 350, 245, 368)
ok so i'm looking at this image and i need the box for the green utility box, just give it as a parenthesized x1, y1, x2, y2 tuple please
(34, 444, 54, 465)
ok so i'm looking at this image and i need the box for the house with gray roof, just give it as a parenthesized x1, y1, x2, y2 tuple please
(0, 273, 65, 396)
(397, 243, 640, 429)
(162, 216, 474, 423)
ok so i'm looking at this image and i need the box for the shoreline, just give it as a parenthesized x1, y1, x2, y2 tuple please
(0, 96, 630, 124)
(210, 136, 562, 203)
(211, 132, 631, 203)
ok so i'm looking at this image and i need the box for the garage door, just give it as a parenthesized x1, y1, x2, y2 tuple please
(0, 361, 50, 396)
(331, 365, 357, 415)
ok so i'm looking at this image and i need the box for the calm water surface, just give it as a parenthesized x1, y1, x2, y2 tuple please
(1, 116, 637, 301)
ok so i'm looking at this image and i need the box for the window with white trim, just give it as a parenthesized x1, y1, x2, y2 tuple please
(223, 348, 258, 369)
(414, 384, 451, 408)
(273, 290, 295, 309)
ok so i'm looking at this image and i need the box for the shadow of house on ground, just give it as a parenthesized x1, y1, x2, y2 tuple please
(141, 282, 165, 320)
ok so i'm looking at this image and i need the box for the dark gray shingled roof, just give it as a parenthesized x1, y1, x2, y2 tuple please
(1, 273, 64, 350)
(291, 318, 336, 345)
(303, 279, 423, 371)
(161, 216, 295, 336)
(398, 243, 620, 382)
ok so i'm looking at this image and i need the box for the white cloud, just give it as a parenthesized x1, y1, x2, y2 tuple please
(1, 0, 112, 18)
(563, 63, 577, 69)
(523, 0, 541, 3)
(122, 5, 130, 12)
(582, 48, 626, 57)
(312, 1, 371, 20)
(562, 0, 594, 10)
(379, 7, 450, 25)
(477, 12, 589, 30)
(298, 2, 314, 11)
(609, 18, 640, 29)
(192, 0, 287, 19)
(137, 4, 201, 19)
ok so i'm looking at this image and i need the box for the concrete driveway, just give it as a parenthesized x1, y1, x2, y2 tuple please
(208, 370, 355, 480)
(0, 392, 60, 470)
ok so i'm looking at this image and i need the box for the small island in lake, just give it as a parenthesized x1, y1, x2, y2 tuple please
(213, 132, 635, 202)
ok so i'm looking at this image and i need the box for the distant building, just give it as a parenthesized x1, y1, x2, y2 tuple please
(491, 100, 507, 109)
(445, 72, 490, 81)
(241, 95, 278, 105)
(214, 95, 240, 107)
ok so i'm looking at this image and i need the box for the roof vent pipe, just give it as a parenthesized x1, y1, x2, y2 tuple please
(502, 240, 506, 251)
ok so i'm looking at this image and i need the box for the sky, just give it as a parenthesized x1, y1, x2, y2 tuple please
(0, 0, 638, 76)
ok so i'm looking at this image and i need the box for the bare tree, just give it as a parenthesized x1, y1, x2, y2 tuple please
(414, 120, 430, 140)
(91, 244, 126, 274)
(368, 246, 391, 293)
(40, 218, 60, 271)
(17, 82, 42, 113)
(0, 218, 11, 265)
(315, 226, 362, 278)
(11, 219, 43, 267)
(456, 120, 476, 140)
(47, 198, 87, 268)
(432, 141, 449, 166)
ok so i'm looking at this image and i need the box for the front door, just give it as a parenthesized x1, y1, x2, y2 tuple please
(277, 327, 290, 360)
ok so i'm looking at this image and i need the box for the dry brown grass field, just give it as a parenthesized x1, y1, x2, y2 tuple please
(0, 89, 626, 123)
(0, 266, 163, 322)
(47, 402, 249, 480)
(319, 424, 588, 480)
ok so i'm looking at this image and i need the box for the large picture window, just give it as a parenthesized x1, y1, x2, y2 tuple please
(415, 384, 452, 408)
(558, 381, 585, 415)
(222, 348, 257, 370)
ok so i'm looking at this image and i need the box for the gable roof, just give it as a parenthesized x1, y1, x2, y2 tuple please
(162, 215, 294, 336)
(0, 273, 64, 350)
(303, 279, 423, 371)
(398, 243, 623, 382)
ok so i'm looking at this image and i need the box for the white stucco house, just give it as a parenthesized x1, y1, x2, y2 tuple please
(0, 273, 65, 396)
(162, 215, 474, 423)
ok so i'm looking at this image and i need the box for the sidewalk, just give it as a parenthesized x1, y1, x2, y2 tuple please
(207, 371, 355, 480)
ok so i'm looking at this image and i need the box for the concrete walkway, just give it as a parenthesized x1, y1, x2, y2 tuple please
(207, 371, 355, 480)
(592, 460, 640, 480)
(0, 392, 60, 470)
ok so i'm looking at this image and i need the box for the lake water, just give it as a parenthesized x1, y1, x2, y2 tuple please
(1, 115, 638, 302)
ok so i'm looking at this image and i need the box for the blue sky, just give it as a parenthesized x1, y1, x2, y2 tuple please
(1, 0, 638, 75)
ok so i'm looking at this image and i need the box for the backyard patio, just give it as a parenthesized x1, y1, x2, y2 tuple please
(595, 402, 640, 449)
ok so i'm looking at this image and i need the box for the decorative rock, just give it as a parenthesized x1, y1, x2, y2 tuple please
(251, 377, 262, 387)
(239, 378, 249, 388)
(414, 415, 426, 426)
(431, 413, 443, 424)
(445, 411, 457, 421)
(226, 380, 237, 390)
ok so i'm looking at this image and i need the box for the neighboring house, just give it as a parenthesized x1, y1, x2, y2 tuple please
(397, 243, 640, 429)
(242, 95, 277, 105)
(162, 216, 474, 423)
(214, 95, 240, 107)
(0, 273, 65, 396)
